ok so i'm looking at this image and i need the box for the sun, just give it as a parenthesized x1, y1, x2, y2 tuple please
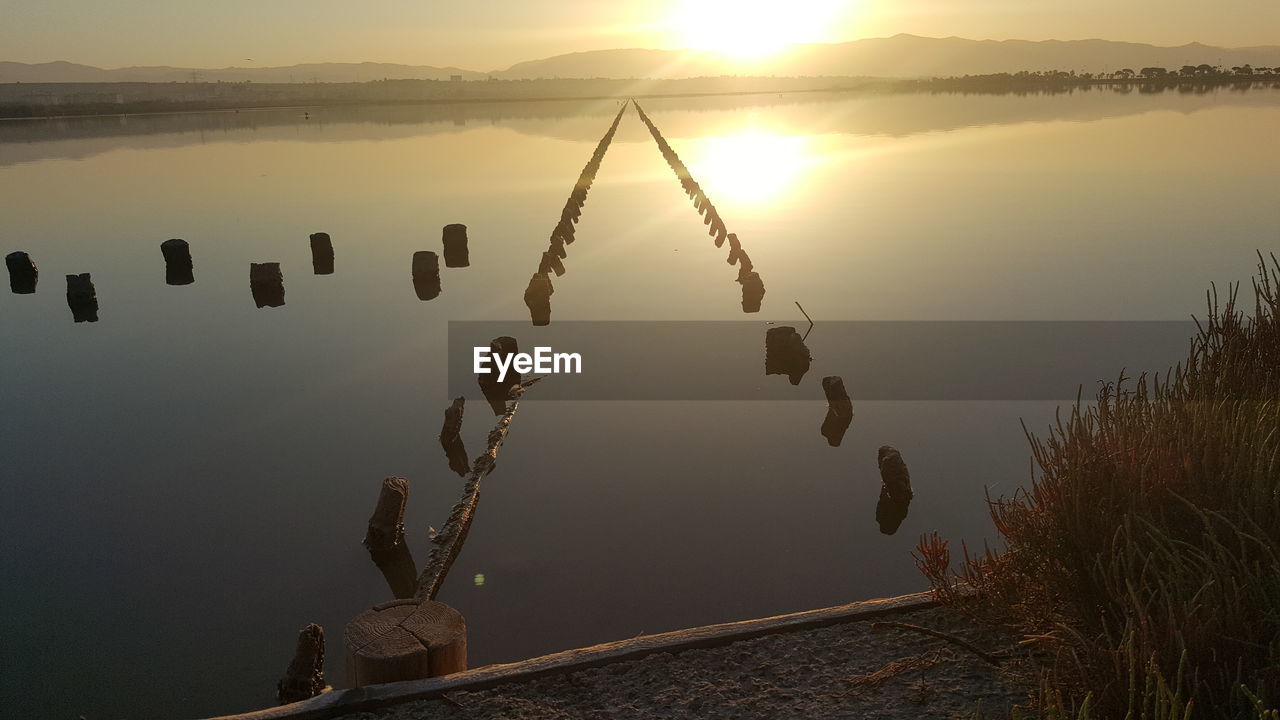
(668, 0, 850, 60)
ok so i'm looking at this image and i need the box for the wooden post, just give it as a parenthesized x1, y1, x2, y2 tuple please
(821, 376, 853, 447)
(523, 272, 553, 326)
(6, 251, 37, 294)
(442, 224, 469, 268)
(344, 599, 466, 687)
(739, 271, 765, 313)
(250, 263, 285, 308)
(439, 397, 469, 477)
(364, 477, 418, 599)
(875, 445, 913, 535)
(764, 326, 811, 385)
(277, 624, 326, 705)
(161, 239, 194, 286)
(310, 233, 334, 275)
(65, 273, 99, 323)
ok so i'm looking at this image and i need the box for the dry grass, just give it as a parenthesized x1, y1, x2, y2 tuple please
(918, 254, 1280, 719)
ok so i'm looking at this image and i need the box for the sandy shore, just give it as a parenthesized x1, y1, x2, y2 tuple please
(341, 606, 1030, 720)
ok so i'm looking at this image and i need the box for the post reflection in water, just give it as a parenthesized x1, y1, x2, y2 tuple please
(249, 262, 285, 308)
(439, 396, 470, 478)
(65, 272, 98, 323)
(874, 446, 914, 535)
(412, 251, 441, 301)
(820, 376, 853, 447)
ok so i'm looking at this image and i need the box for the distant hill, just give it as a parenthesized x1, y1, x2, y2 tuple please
(491, 36, 1280, 79)
(0, 61, 486, 84)
(5, 35, 1280, 83)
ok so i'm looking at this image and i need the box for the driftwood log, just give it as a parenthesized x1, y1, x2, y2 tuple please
(416, 377, 540, 601)
(277, 623, 326, 705)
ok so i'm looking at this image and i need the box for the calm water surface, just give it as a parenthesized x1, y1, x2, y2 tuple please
(2, 87, 1278, 719)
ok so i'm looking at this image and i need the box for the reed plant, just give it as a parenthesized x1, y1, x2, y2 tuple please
(919, 254, 1280, 719)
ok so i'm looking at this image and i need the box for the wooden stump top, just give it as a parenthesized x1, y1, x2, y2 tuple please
(345, 599, 466, 687)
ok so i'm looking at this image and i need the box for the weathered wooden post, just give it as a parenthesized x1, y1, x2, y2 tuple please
(250, 263, 285, 308)
(739, 271, 765, 313)
(277, 624, 326, 705)
(65, 273, 98, 323)
(344, 599, 467, 687)
(821, 376, 853, 447)
(764, 326, 810, 385)
(6, 251, 38, 294)
(875, 445, 914, 535)
(310, 233, 334, 275)
(439, 397, 469, 477)
(161, 239, 194, 286)
(441, 224, 469, 268)
(364, 477, 418, 600)
(412, 251, 441, 301)
(478, 336, 520, 415)
(523, 272, 553, 326)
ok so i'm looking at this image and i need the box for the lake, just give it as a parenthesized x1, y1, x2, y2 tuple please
(2, 85, 1278, 719)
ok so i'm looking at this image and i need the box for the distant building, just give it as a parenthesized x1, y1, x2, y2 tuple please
(450, 75, 463, 82)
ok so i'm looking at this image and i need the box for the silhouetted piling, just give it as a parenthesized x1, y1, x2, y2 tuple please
(310, 233, 334, 275)
(277, 624, 326, 705)
(478, 336, 521, 415)
(442, 224, 469, 268)
(439, 396, 469, 476)
(250, 263, 285, 308)
(524, 272, 554, 326)
(6, 251, 37, 294)
(364, 477, 418, 599)
(764, 326, 811, 385)
(740, 271, 765, 313)
(412, 251, 441, 301)
(161, 239, 194, 286)
(875, 446, 913, 535)
(820, 376, 853, 447)
(65, 273, 98, 322)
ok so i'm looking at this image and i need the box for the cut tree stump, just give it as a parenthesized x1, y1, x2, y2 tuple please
(344, 599, 467, 687)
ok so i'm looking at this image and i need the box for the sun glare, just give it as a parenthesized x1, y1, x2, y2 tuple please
(669, 0, 850, 60)
(688, 128, 813, 204)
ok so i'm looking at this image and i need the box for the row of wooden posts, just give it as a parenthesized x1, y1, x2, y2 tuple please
(274, 334, 913, 705)
(2, 225, 471, 319)
(522, 101, 631, 326)
(632, 101, 766, 313)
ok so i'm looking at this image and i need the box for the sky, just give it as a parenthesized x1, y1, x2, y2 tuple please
(3, 0, 1279, 69)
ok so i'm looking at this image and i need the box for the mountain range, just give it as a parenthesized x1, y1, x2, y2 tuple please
(4, 35, 1280, 84)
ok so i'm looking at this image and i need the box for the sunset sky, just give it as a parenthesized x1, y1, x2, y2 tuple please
(4, 0, 1278, 69)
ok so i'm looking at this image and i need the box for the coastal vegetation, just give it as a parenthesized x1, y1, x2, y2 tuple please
(917, 254, 1280, 718)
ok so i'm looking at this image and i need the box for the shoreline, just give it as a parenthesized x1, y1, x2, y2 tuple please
(3, 74, 1276, 122)
(204, 592, 973, 720)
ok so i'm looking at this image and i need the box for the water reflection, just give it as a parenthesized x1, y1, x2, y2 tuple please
(65, 273, 98, 322)
(689, 131, 811, 204)
(249, 263, 285, 308)
(6, 251, 37, 294)
(634, 101, 768, 314)
(161, 238, 194, 286)
(412, 251, 441, 301)
(524, 102, 629, 325)
(874, 446, 913, 535)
